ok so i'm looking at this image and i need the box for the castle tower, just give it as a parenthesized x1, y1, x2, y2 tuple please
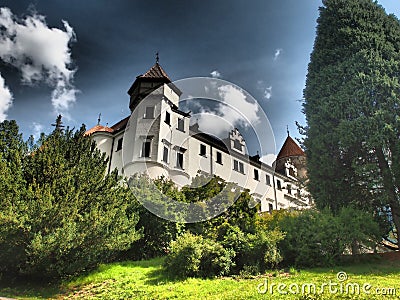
(275, 134, 307, 181)
(123, 60, 191, 187)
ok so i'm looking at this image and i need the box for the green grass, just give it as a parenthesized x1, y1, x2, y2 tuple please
(1, 256, 399, 299)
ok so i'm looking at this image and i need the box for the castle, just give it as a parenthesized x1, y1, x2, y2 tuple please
(85, 61, 310, 213)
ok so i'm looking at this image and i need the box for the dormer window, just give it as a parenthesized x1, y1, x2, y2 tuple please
(233, 139, 242, 151)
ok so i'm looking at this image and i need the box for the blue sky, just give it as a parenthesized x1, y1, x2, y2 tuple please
(0, 0, 399, 156)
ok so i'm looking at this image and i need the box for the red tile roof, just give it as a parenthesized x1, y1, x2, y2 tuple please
(111, 116, 130, 132)
(138, 62, 171, 81)
(84, 125, 114, 136)
(276, 135, 305, 160)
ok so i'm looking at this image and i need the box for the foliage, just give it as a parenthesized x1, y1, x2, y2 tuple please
(163, 232, 203, 278)
(0, 121, 141, 279)
(216, 223, 284, 274)
(125, 175, 184, 260)
(261, 208, 382, 267)
(163, 232, 234, 278)
(303, 0, 400, 245)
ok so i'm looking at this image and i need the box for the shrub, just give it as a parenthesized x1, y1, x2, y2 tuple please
(164, 232, 235, 278)
(164, 232, 204, 278)
(199, 238, 235, 277)
(260, 208, 382, 268)
(216, 223, 284, 274)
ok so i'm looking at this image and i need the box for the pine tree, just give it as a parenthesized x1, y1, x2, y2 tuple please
(0, 120, 141, 278)
(303, 0, 400, 246)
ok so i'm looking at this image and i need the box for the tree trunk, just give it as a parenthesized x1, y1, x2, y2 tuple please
(376, 147, 400, 249)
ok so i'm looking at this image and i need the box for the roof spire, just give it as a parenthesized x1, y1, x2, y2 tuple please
(97, 113, 101, 125)
(156, 51, 159, 64)
(287, 125, 290, 137)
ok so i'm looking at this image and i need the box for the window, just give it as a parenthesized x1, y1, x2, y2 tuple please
(200, 144, 206, 156)
(254, 169, 259, 181)
(141, 139, 151, 157)
(233, 160, 239, 171)
(268, 203, 274, 213)
(216, 151, 222, 164)
(239, 162, 244, 174)
(287, 184, 292, 195)
(162, 146, 169, 163)
(165, 111, 171, 125)
(177, 118, 184, 131)
(276, 179, 282, 190)
(266, 174, 271, 186)
(176, 152, 184, 169)
(116, 138, 123, 151)
(233, 160, 244, 174)
(233, 139, 242, 151)
(144, 106, 155, 119)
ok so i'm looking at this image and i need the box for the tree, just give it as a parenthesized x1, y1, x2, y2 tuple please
(303, 0, 400, 246)
(0, 120, 141, 278)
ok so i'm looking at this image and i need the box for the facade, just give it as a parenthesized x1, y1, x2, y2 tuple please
(85, 62, 311, 212)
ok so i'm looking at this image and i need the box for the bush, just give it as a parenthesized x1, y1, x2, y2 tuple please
(199, 238, 235, 278)
(260, 208, 382, 268)
(164, 232, 204, 278)
(163, 232, 235, 278)
(217, 223, 284, 274)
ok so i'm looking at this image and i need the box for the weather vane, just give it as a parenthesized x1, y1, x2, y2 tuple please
(156, 51, 159, 63)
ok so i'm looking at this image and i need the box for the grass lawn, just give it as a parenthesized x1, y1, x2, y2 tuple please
(0, 255, 399, 299)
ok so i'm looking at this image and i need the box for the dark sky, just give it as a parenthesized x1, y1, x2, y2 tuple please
(1, 0, 398, 154)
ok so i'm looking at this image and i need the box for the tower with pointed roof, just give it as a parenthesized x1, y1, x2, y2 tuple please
(127, 61, 181, 112)
(275, 134, 307, 180)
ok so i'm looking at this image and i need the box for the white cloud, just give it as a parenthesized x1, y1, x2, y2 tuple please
(260, 154, 276, 166)
(210, 70, 221, 78)
(0, 73, 12, 122)
(257, 80, 272, 100)
(273, 48, 282, 61)
(197, 84, 260, 136)
(31, 122, 44, 140)
(264, 86, 272, 100)
(0, 7, 77, 114)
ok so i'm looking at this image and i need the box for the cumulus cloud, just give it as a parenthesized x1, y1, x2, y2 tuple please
(210, 70, 221, 78)
(260, 154, 276, 166)
(273, 48, 282, 61)
(197, 84, 260, 136)
(0, 7, 77, 114)
(257, 80, 272, 100)
(31, 122, 44, 140)
(264, 86, 272, 100)
(0, 73, 12, 122)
